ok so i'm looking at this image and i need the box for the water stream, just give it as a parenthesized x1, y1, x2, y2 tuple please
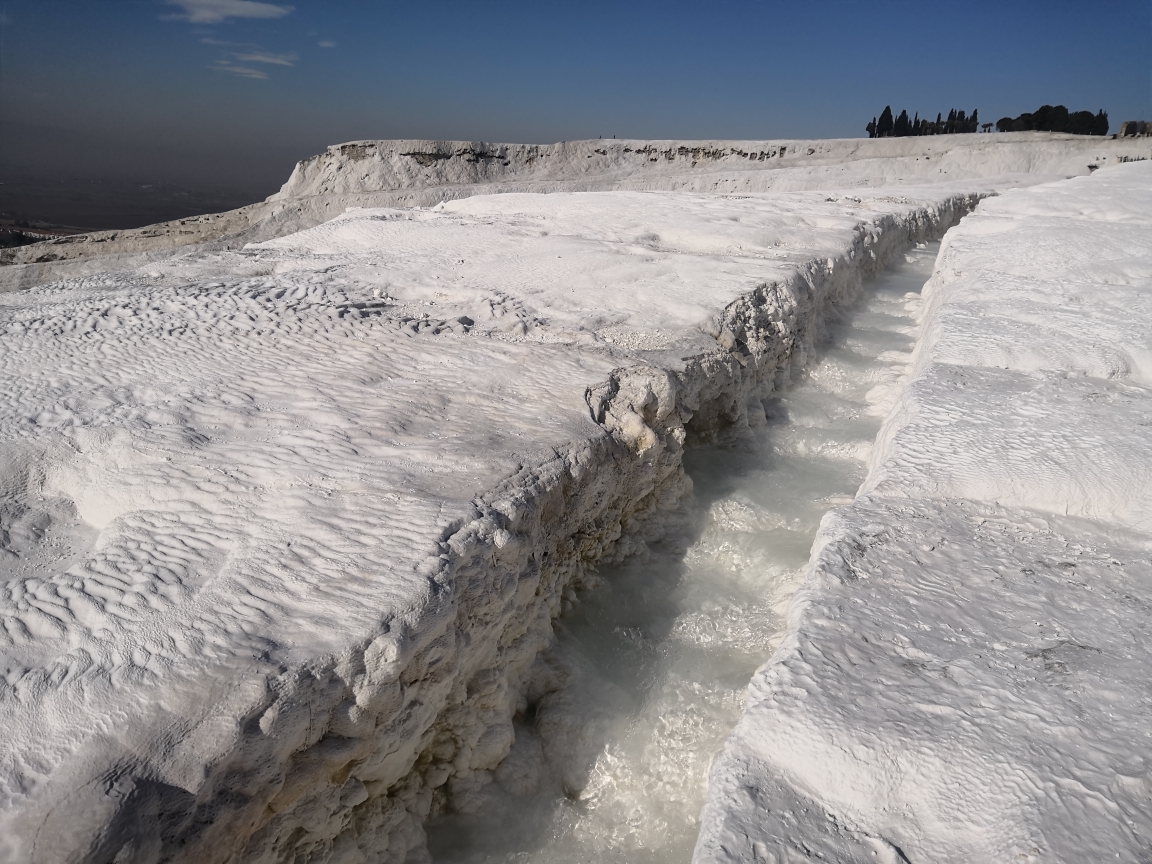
(428, 243, 939, 863)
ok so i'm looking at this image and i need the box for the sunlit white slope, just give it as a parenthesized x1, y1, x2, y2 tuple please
(7, 132, 1148, 282)
(275, 134, 1141, 203)
(696, 162, 1152, 863)
(0, 186, 977, 863)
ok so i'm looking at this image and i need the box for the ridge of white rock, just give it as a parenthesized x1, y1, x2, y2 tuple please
(0, 184, 982, 863)
(4, 133, 1146, 288)
(695, 162, 1152, 863)
(273, 133, 1133, 204)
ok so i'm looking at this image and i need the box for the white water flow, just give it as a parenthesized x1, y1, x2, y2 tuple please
(428, 243, 939, 863)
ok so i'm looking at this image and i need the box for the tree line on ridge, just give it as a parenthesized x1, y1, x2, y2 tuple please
(866, 107, 980, 137)
(995, 105, 1108, 135)
(866, 104, 1109, 137)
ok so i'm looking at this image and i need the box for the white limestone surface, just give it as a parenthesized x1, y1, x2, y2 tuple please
(695, 162, 1152, 863)
(273, 133, 1140, 203)
(0, 186, 979, 863)
(6, 133, 1148, 283)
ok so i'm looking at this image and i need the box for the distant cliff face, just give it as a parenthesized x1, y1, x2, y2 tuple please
(270, 133, 1132, 202)
(272, 139, 803, 200)
(3, 133, 1148, 287)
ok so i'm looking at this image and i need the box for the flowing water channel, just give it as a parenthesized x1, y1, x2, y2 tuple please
(428, 243, 939, 863)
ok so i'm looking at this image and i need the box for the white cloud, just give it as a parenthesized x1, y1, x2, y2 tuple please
(234, 50, 297, 66)
(318, 40, 337, 48)
(198, 40, 294, 77)
(210, 61, 269, 79)
(166, 0, 293, 24)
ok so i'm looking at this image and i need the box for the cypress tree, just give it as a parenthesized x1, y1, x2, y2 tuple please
(895, 109, 910, 136)
(878, 105, 894, 137)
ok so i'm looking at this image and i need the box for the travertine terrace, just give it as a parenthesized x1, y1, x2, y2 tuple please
(0, 134, 1148, 863)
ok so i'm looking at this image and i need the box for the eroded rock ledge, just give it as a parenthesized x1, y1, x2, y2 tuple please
(106, 197, 978, 864)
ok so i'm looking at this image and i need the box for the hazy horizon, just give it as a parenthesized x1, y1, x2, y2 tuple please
(2, 0, 1148, 230)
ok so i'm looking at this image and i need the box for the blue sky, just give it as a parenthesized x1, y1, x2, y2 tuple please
(2, 0, 1149, 196)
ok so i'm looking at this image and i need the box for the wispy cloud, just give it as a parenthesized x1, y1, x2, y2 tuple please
(171, 3, 297, 80)
(199, 39, 295, 79)
(234, 50, 297, 66)
(166, 0, 293, 24)
(210, 60, 269, 79)
(318, 40, 337, 48)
